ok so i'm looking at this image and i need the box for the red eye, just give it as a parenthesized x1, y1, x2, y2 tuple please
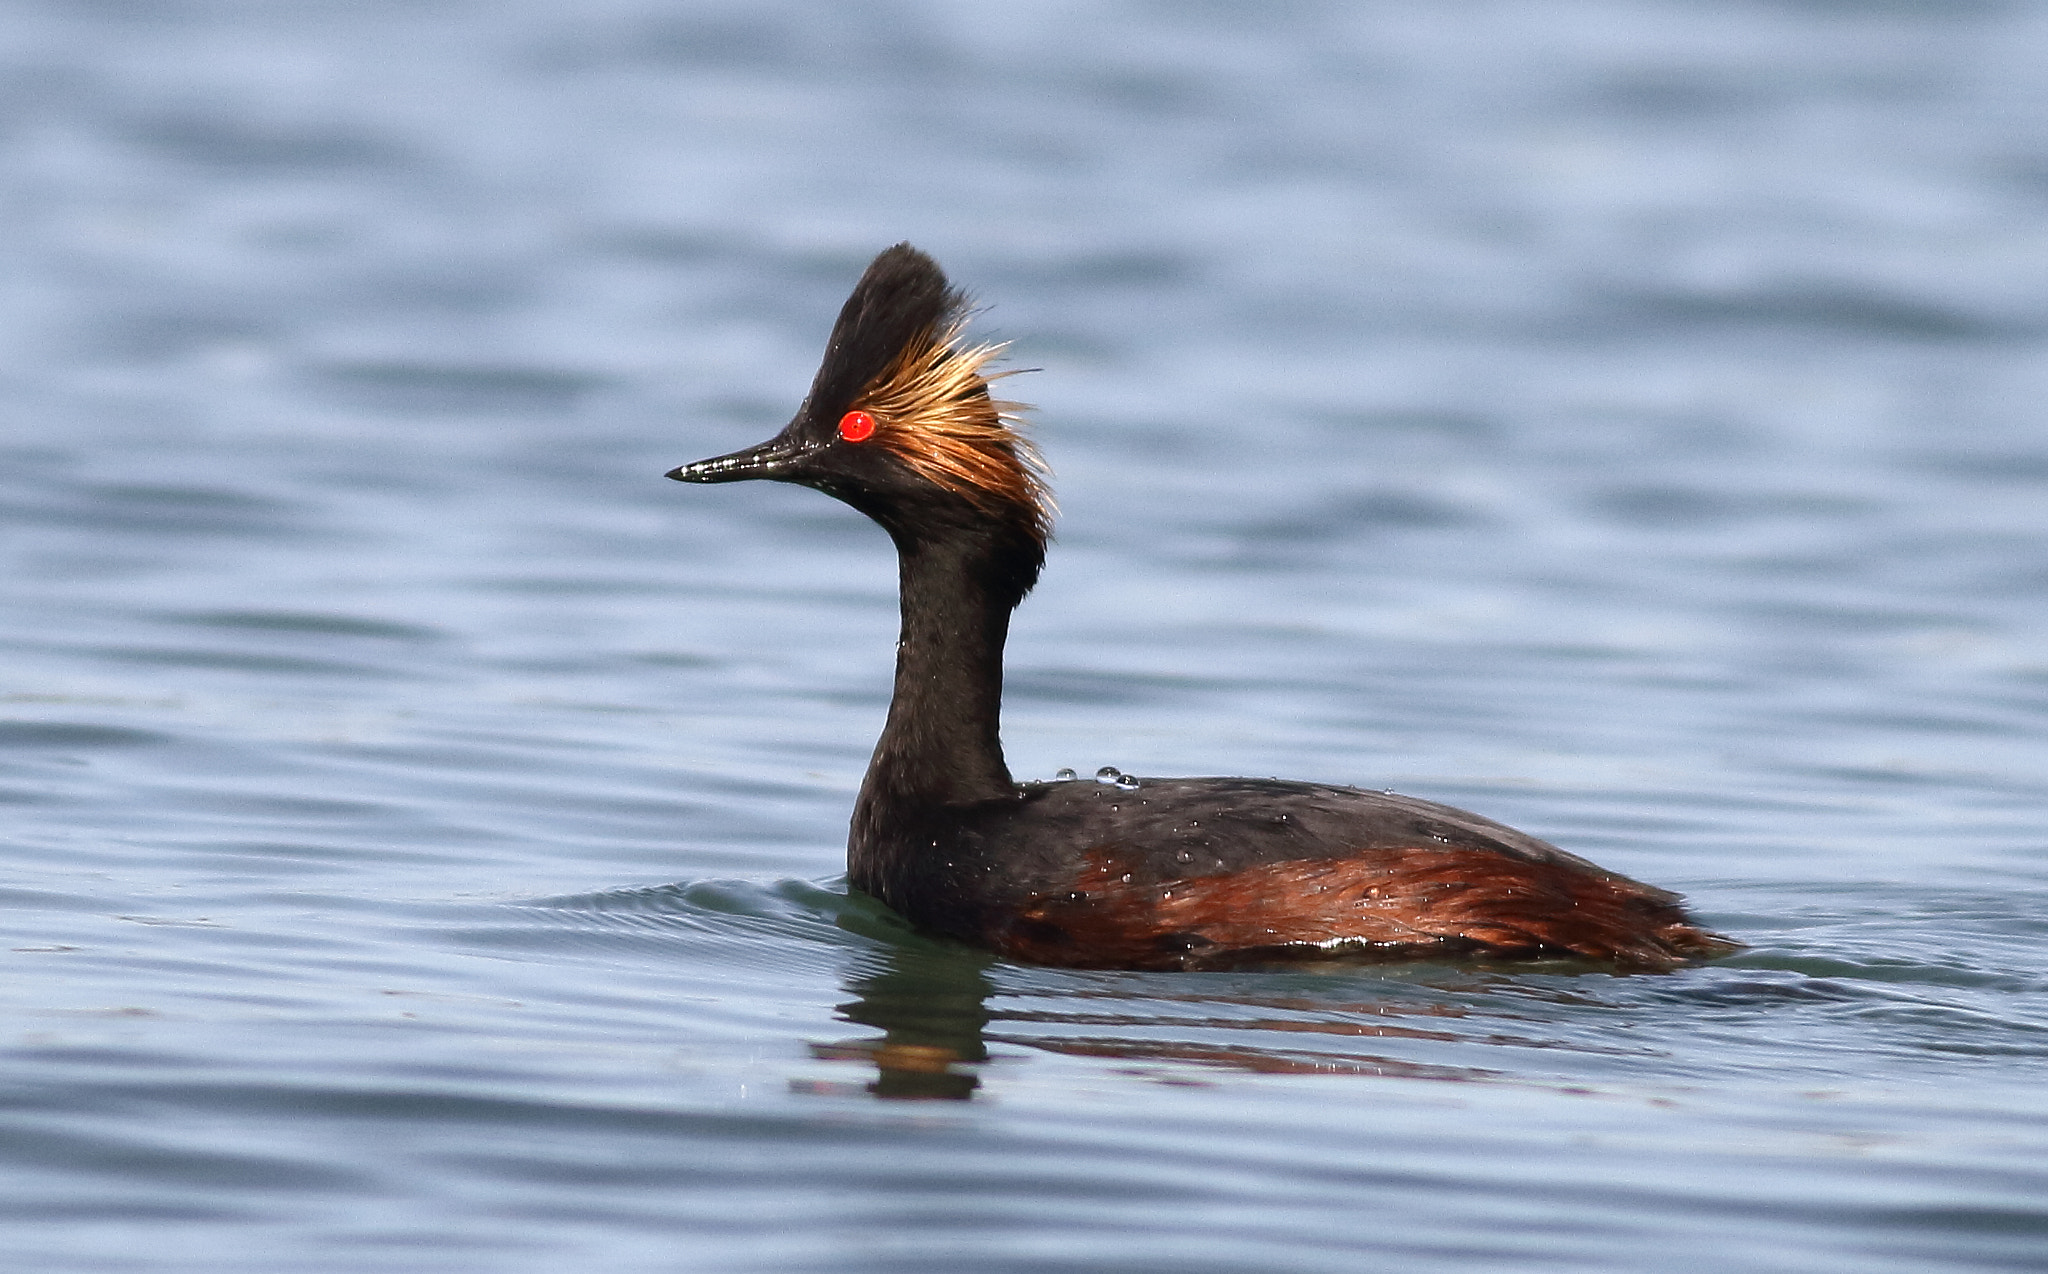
(837, 410, 876, 443)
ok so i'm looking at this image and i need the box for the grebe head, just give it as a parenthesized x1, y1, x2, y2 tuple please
(668, 243, 1052, 556)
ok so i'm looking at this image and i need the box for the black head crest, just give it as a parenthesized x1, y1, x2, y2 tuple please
(806, 244, 955, 419)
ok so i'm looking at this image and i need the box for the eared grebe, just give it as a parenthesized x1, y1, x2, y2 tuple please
(670, 244, 1736, 971)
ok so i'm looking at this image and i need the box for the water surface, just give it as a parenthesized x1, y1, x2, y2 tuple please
(4, 2, 2047, 1270)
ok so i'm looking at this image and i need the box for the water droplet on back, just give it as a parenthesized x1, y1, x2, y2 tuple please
(1094, 766, 1123, 784)
(1055, 767, 1077, 780)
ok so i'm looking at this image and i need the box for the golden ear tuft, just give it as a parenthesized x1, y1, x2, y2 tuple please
(852, 320, 1054, 543)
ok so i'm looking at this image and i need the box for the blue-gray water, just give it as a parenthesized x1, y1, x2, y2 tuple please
(5, 2, 2047, 1270)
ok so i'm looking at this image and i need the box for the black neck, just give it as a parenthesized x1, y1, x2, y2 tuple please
(845, 505, 1043, 898)
(858, 534, 1018, 813)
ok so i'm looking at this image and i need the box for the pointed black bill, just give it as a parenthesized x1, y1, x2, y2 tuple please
(666, 433, 816, 484)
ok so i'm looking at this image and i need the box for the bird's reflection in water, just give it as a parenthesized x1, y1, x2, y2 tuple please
(799, 945, 996, 1100)
(794, 942, 1636, 1101)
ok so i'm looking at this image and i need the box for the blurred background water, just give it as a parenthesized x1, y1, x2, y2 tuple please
(3, 1, 2047, 1270)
